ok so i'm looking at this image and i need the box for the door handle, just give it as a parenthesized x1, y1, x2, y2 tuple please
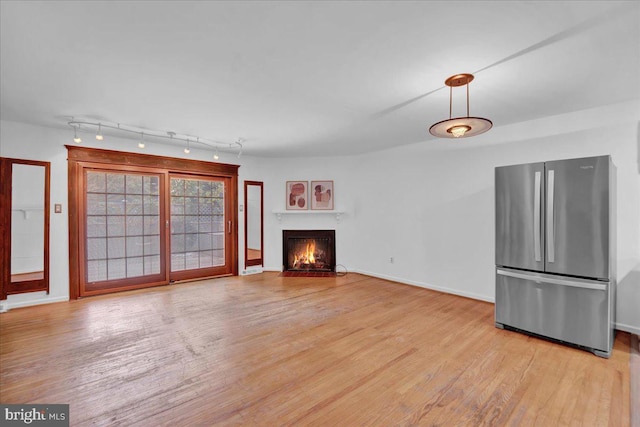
(534, 171, 541, 262)
(547, 170, 555, 263)
(228, 220, 232, 234)
(497, 269, 606, 291)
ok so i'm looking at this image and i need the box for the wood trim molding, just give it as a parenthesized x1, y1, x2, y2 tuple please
(244, 180, 264, 269)
(66, 145, 239, 176)
(0, 158, 10, 300)
(1, 157, 51, 299)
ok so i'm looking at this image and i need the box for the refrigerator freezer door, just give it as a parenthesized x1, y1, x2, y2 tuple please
(545, 156, 610, 279)
(495, 268, 613, 355)
(495, 162, 545, 271)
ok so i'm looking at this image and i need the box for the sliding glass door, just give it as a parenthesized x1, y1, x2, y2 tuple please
(82, 168, 167, 294)
(67, 146, 238, 298)
(169, 175, 233, 281)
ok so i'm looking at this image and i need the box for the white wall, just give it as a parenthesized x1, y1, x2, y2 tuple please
(0, 120, 242, 308)
(349, 100, 640, 333)
(2, 100, 639, 333)
(238, 154, 359, 273)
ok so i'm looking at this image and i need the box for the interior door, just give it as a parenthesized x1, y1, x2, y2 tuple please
(495, 162, 545, 271)
(169, 174, 234, 281)
(544, 156, 610, 279)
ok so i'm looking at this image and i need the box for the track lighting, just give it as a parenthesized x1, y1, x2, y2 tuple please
(67, 119, 243, 157)
(73, 126, 82, 143)
(95, 123, 104, 141)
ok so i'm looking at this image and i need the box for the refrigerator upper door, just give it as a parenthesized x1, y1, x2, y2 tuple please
(545, 156, 610, 279)
(495, 162, 545, 271)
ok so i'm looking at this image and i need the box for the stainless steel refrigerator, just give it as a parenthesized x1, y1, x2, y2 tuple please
(495, 155, 616, 357)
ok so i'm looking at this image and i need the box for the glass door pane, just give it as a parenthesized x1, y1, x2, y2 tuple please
(169, 175, 231, 280)
(84, 170, 164, 291)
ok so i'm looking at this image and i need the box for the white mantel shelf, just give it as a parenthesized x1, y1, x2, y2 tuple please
(272, 210, 345, 223)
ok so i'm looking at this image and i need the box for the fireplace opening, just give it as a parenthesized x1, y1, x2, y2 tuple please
(283, 230, 335, 272)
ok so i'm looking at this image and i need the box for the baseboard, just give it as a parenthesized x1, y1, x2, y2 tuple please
(355, 270, 639, 334)
(2, 296, 69, 312)
(355, 269, 494, 303)
(631, 334, 639, 427)
(615, 322, 640, 335)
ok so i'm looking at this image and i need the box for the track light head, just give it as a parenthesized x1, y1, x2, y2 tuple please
(73, 126, 82, 143)
(96, 123, 104, 141)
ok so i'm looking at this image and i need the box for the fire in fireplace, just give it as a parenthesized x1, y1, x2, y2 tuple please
(283, 230, 335, 272)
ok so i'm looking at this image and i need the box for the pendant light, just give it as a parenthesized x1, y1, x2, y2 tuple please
(429, 73, 492, 139)
(138, 132, 145, 148)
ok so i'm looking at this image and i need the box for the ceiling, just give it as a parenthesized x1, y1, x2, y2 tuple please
(1, 1, 639, 157)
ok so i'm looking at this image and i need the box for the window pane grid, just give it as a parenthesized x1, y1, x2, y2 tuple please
(170, 177, 225, 272)
(86, 172, 161, 282)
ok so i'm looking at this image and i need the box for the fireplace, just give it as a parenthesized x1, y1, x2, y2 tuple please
(283, 230, 335, 272)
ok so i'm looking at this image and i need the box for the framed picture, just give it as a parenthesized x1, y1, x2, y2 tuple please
(311, 180, 334, 210)
(286, 181, 308, 210)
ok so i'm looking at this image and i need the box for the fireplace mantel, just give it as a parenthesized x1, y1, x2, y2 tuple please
(272, 210, 345, 223)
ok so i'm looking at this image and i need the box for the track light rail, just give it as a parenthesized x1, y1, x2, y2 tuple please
(67, 119, 243, 157)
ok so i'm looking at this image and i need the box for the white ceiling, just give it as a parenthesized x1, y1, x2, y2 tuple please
(1, 1, 639, 157)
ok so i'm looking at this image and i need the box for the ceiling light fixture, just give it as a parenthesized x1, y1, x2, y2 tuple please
(67, 119, 243, 157)
(73, 126, 82, 143)
(95, 123, 104, 141)
(429, 73, 492, 139)
(213, 147, 219, 160)
(184, 139, 191, 154)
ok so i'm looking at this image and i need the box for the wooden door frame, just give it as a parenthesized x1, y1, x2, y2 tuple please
(0, 157, 51, 300)
(244, 180, 264, 269)
(77, 163, 169, 296)
(67, 146, 239, 299)
(167, 173, 235, 282)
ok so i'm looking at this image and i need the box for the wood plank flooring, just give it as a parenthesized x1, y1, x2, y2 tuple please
(0, 273, 632, 426)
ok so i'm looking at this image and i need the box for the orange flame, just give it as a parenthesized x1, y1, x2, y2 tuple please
(306, 241, 315, 263)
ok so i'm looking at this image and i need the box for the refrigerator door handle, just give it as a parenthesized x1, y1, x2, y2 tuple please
(497, 269, 607, 291)
(534, 171, 541, 262)
(547, 169, 555, 263)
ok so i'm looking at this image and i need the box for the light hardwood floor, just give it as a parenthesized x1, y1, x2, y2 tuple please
(0, 273, 632, 426)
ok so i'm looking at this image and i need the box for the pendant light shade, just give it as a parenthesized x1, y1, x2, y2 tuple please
(429, 73, 492, 139)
